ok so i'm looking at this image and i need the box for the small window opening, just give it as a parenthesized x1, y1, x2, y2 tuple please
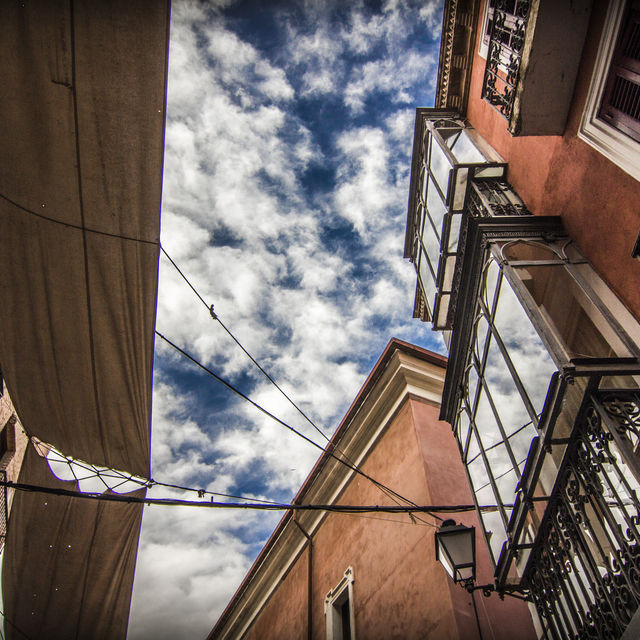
(325, 567, 355, 640)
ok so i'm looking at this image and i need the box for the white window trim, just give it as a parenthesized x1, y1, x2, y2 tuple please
(324, 567, 356, 640)
(478, 0, 493, 59)
(578, 0, 640, 181)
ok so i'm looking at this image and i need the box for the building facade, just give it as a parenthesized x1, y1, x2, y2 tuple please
(405, 0, 640, 637)
(208, 340, 536, 639)
(0, 375, 28, 551)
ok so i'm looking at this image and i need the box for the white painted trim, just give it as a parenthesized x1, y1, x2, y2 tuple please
(478, 0, 492, 60)
(324, 567, 356, 640)
(578, 0, 640, 181)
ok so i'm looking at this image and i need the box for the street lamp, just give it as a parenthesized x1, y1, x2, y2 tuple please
(434, 519, 476, 587)
(435, 519, 530, 602)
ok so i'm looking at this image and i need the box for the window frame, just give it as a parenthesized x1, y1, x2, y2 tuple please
(579, 0, 640, 181)
(324, 567, 356, 640)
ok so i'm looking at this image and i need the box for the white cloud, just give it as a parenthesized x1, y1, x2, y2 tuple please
(128, 1, 445, 638)
(344, 51, 433, 113)
(333, 127, 396, 236)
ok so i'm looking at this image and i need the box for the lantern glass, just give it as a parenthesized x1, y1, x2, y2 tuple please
(435, 521, 476, 584)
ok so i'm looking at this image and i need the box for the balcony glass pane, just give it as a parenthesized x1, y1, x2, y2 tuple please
(474, 165, 505, 179)
(468, 451, 490, 495)
(426, 175, 446, 240)
(418, 250, 436, 311)
(483, 259, 500, 309)
(482, 506, 508, 564)
(437, 294, 450, 327)
(451, 168, 469, 211)
(449, 129, 487, 164)
(475, 386, 503, 449)
(466, 364, 480, 414)
(492, 271, 556, 413)
(429, 136, 452, 198)
(514, 264, 632, 359)
(485, 333, 535, 432)
(474, 315, 490, 365)
(448, 214, 462, 253)
(456, 409, 471, 455)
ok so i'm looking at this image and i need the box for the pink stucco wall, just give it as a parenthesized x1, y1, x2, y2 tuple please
(467, 0, 640, 321)
(243, 396, 537, 639)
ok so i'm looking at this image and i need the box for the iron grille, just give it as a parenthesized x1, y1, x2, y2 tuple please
(525, 389, 640, 639)
(481, 0, 531, 120)
(468, 180, 530, 217)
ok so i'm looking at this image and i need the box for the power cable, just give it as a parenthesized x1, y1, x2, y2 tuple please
(158, 248, 436, 520)
(160, 246, 329, 444)
(3, 479, 496, 515)
(155, 330, 440, 521)
(0, 192, 158, 246)
(28, 437, 284, 506)
(1, 161, 436, 518)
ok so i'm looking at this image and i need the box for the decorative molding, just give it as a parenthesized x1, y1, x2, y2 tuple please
(325, 567, 356, 640)
(436, 0, 481, 113)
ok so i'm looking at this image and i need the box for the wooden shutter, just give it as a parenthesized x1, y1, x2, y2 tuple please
(599, 1, 640, 142)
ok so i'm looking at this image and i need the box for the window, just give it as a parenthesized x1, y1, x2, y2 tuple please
(598, 1, 640, 142)
(480, 0, 531, 119)
(580, 0, 640, 180)
(478, 0, 528, 61)
(0, 415, 16, 467)
(324, 567, 355, 640)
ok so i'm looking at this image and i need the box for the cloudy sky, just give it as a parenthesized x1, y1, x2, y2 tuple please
(128, 1, 444, 637)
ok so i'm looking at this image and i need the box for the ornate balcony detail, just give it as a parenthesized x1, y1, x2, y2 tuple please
(524, 389, 640, 639)
(467, 179, 530, 217)
(481, 0, 531, 120)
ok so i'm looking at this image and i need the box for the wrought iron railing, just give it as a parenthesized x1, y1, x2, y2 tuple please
(481, 0, 531, 120)
(525, 389, 640, 639)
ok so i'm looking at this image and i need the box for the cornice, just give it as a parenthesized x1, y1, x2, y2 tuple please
(209, 341, 447, 640)
(435, 0, 480, 114)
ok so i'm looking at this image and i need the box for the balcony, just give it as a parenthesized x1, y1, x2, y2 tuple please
(480, 0, 592, 135)
(517, 381, 640, 639)
(439, 208, 640, 569)
(405, 110, 528, 329)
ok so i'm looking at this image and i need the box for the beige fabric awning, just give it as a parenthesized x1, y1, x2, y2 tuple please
(3, 448, 145, 640)
(0, 0, 170, 636)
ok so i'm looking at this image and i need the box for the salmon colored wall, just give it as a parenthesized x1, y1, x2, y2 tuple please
(467, 0, 640, 320)
(245, 397, 537, 640)
(243, 549, 308, 640)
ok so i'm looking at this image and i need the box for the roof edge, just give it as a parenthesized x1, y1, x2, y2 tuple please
(208, 338, 447, 639)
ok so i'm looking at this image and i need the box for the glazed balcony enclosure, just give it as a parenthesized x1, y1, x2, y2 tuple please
(405, 109, 640, 638)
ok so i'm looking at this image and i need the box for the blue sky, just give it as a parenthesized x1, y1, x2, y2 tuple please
(128, 1, 444, 637)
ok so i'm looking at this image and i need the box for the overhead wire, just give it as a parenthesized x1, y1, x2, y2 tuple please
(27, 436, 284, 506)
(3, 479, 494, 516)
(158, 247, 441, 522)
(2, 165, 445, 522)
(155, 329, 441, 524)
(161, 246, 329, 443)
(0, 192, 159, 246)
